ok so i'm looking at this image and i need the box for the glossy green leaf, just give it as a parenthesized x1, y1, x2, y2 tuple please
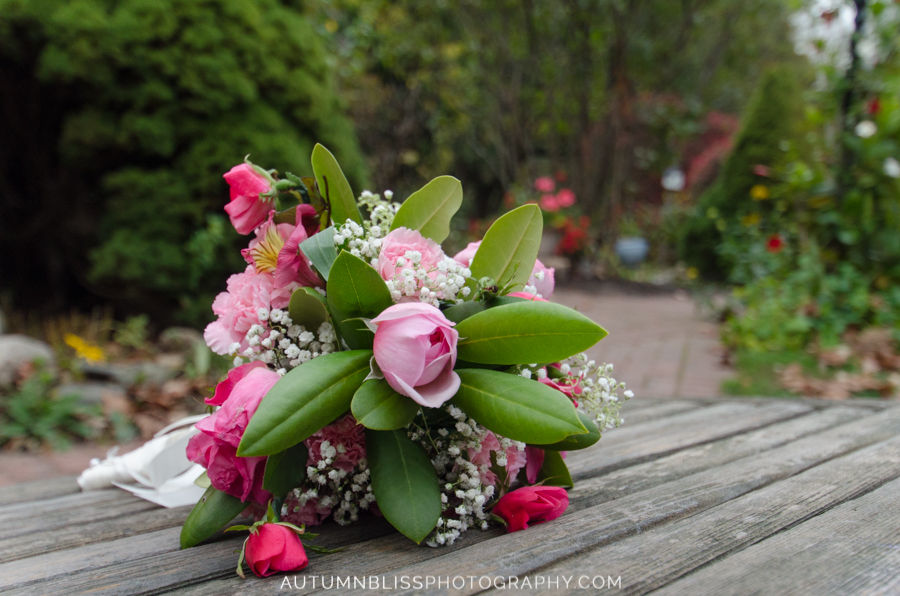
(366, 429, 441, 544)
(352, 379, 420, 430)
(193, 470, 210, 488)
(532, 411, 601, 451)
(238, 350, 372, 456)
(455, 301, 607, 364)
(262, 442, 309, 497)
(288, 288, 329, 332)
(535, 450, 574, 487)
(180, 486, 247, 549)
(469, 205, 542, 287)
(299, 227, 337, 282)
(311, 143, 361, 226)
(442, 296, 525, 324)
(327, 252, 393, 349)
(451, 369, 587, 444)
(390, 176, 463, 243)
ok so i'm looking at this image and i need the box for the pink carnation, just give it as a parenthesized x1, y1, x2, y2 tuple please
(281, 495, 333, 527)
(203, 266, 299, 355)
(305, 414, 366, 472)
(378, 227, 447, 299)
(467, 431, 528, 486)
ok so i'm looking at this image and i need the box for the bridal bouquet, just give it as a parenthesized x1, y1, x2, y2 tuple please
(180, 144, 630, 577)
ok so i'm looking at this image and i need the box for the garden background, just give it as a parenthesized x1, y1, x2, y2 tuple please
(1, 0, 899, 477)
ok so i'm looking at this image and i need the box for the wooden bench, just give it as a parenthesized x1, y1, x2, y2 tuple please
(2, 397, 899, 595)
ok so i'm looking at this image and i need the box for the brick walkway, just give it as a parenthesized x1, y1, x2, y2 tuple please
(553, 285, 733, 399)
(0, 286, 732, 487)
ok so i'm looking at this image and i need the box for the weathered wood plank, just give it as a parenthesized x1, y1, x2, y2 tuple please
(0, 476, 79, 506)
(323, 405, 900, 596)
(3, 516, 398, 596)
(507, 433, 900, 595)
(0, 487, 139, 524)
(0, 504, 191, 564)
(565, 401, 812, 478)
(615, 400, 706, 425)
(0, 527, 182, 590)
(653, 473, 900, 596)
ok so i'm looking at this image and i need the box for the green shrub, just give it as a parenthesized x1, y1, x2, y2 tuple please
(0, 0, 367, 324)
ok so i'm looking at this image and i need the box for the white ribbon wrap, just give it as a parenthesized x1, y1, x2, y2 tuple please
(77, 414, 210, 508)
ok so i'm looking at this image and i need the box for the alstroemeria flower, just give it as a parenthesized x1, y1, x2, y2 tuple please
(242, 209, 320, 289)
(453, 241, 555, 298)
(224, 163, 274, 235)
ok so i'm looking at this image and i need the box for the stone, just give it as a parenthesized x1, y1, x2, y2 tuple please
(0, 335, 55, 388)
(76, 360, 178, 387)
(54, 382, 127, 405)
(159, 327, 204, 351)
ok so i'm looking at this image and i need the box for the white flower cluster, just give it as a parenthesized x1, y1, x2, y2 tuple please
(228, 308, 337, 374)
(284, 441, 375, 527)
(408, 406, 507, 547)
(568, 354, 631, 429)
(332, 190, 400, 268)
(383, 254, 472, 307)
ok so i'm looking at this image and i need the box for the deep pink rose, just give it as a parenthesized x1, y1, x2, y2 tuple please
(206, 361, 268, 406)
(195, 367, 280, 448)
(378, 228, 447, 298)
(187, 433, 269, 504)
(372, 303, 460, 407)
(534, 176, 556, 193)
(224, 164, 274, 235)
(203, 265, 298, 355)
(453, 241, 554, 298)
(245, 524, 308, 577)
(492, 486, 569, 532)
(555, 188, 576, 208)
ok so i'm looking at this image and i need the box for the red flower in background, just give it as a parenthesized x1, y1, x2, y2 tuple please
(753, 164, 771, 177)
(766, 234, 784, 253)
(534, 176, 556, 193)
(866, 97, 881, 116)
(556, 216, 591, 256)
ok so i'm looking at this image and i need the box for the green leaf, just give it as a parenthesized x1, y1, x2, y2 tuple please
(351, 379, 420, 430)
(193, 470, 210, 488)
(366, 429, 441, 544)
(469, 204, 542, 288)
(535, 450, 574, 487)
(238, 350, 372, 457)
(180, 486, 247, 549)
(299, 227, 337, 282)
(455, 301, 607, 364)
(450, 369, 587, 444)
(532, 411, 601, 451)
(311, 143, 361, 226)
(262, 442, 309, 497)
(442, 296, 525, 324)
(288, 288, 330, 332)
(390, 176, 463, 243)
(327, 251, 393, 349)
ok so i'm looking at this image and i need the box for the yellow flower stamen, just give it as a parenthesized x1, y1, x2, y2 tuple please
(249, 224, 285, 273)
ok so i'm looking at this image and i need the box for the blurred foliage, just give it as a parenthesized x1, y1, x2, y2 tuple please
(679, 67, 805, 278)
(0, 0, 366, 324)
(313, 0, 803, 243)
(714, 1, 900, 352)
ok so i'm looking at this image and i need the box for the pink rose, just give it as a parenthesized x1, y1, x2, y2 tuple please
(492, 486, 569, 532)
(203, 265, 298, 355)
(534, 176, 556, 193)
(206, 361, 268, 406)
(245, 523, 308, 577)
(555, 188, 576, 208)
(453, 241, 554, 298)
(187, 435, 269, 504)
(195, 367, 280, 448)
(372, 303, 460, 408)
(452, 241, 481, 268)
(224, 164, 274, 235)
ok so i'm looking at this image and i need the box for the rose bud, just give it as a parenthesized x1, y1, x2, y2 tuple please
(224, 163, 274, 235)
(492, 486, 569, 532)
(371, 303, 460, 408)
(245, 523, 308, 577)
